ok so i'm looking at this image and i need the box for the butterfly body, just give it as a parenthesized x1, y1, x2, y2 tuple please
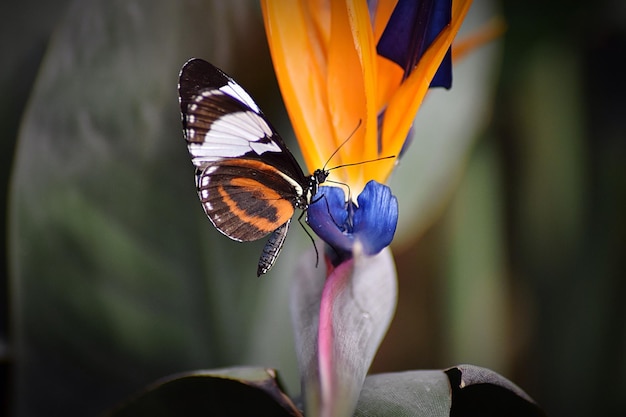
(178, 58, 326, 276)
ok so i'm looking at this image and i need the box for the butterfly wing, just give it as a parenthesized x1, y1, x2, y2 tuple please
(178, 58, 307, 243)
(195, 159, 298, 241)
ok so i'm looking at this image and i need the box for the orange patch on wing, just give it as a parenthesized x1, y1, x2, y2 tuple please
(230, 177, 282, 199)
(217, 179, 294, 234)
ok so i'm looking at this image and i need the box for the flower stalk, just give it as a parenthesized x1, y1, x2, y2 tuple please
(262, 1, 474, 416)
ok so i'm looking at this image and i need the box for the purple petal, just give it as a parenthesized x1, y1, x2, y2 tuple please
(353, 181, 398, 256)
(377, 0, 452, 88)
(306, 182, 399, 262)
(306, 186, 353, 256)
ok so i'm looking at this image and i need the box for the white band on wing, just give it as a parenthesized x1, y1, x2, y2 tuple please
(189, 111, 281, 164)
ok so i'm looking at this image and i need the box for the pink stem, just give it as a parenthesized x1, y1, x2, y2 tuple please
(317, 259, 354, 415)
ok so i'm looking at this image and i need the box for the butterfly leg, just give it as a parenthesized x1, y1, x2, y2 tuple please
(298, 210, 320, 268)
(311, 191, 345, 230)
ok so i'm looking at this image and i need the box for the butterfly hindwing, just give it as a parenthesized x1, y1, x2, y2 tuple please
(195, 159, 297, 241)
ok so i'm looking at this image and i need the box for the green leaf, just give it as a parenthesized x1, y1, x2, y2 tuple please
(355, 370, 451, 417)
(108, 365, 545, 417)
(9, 1, 298, 415)
(445, 365, 546, 417)
(107, 367, 302, 417)
(354, 366, 545, 417)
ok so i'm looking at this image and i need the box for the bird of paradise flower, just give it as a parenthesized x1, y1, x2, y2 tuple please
(261, 1, 474, 416)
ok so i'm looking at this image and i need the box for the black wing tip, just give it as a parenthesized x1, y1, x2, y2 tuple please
(179, 57, 209, 85)
(178, 58, 231, 101)
(180, 58, 227, 81)
(181, 57, 209, 72)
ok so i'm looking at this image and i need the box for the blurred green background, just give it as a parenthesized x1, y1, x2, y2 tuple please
(1, 1, 624, 416)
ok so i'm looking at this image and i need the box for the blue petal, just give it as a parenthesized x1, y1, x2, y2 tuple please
(306, 182, 398, 260)
(306, 186, 353, 253)
(376, 0, 452, 88)
(353, 181, 398, 256)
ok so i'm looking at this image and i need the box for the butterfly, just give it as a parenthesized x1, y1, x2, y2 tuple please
(178, 58, 329, 276)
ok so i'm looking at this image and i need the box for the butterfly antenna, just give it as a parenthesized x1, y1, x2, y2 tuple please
(327, 154, 396, 172)
(322, 119, 363, 170)
(322, 119, 396, 172)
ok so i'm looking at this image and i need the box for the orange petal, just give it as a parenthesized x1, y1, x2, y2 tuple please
(349, 0, 379, 186)
(262, 0, 335, 172)
(380, 0, 473, 181)
(313, 1, 375, 190)
(371, 0, 402, 127)
(326, 1, 366, 176)
(372, 0, 398, 43)
(375, 56, 403, 127)
(453, 16, 507, 62)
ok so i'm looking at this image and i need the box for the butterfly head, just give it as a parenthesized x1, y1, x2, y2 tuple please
(298, 168, 329, 208)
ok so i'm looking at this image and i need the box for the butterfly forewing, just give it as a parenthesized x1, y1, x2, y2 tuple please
(179, 58, 308, 180)
(179, 58, 260, 114)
